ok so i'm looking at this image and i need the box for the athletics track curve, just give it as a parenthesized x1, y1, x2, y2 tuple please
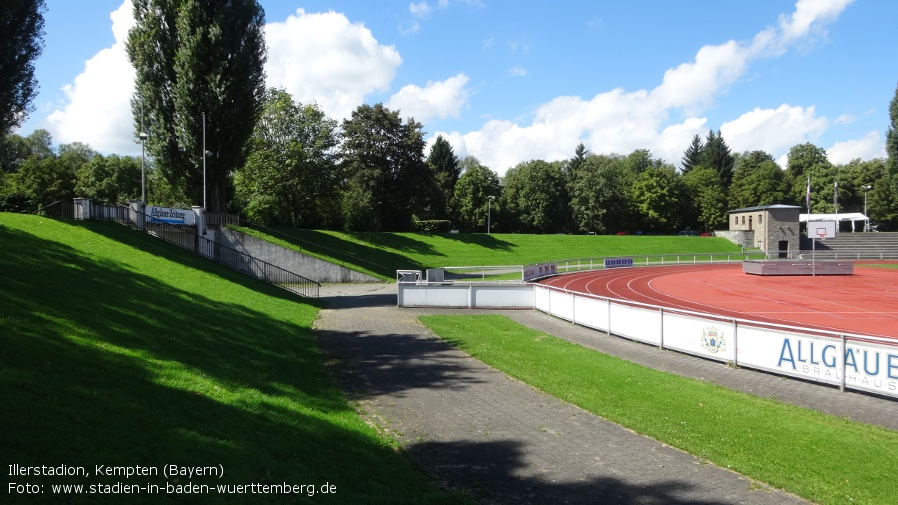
(538, 263, 898, 340)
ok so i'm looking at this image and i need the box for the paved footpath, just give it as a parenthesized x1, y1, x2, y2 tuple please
(314, 283, 897, 505)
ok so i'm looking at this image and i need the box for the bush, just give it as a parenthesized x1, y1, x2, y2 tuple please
(414, 219, 451, 234)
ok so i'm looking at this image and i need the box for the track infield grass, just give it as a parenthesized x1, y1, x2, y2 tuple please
(420, 314, 898, 505)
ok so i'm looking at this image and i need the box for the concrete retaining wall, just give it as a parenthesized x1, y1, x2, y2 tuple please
(217, 228, 380, 283)
(713, 229, 755, 249)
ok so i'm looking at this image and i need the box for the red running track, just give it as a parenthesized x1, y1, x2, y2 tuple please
(539, 263, 898, 340)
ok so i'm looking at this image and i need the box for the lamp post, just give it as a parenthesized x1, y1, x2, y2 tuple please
(487, 195, 495, 234)
(202, 112, 207, 211)
(139, 99, 147, 206)
(863, 184, 872, 232)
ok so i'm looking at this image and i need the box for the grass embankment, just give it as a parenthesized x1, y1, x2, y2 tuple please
(0, 214, 467, 504)
(420, 315, 898, 505)
(232, 226, 742, 280)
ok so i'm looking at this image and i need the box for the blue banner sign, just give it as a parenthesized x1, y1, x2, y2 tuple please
(604, 257, 634, 269)
(147, 206, 195, 225)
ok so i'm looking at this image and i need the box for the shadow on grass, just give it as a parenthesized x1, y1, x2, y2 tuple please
(0, 223, 463, 504)
(268, 228, 432, 278)
(436, 232, 515, 252)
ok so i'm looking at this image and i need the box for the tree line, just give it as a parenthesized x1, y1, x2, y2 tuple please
(2, 0, 897, 233)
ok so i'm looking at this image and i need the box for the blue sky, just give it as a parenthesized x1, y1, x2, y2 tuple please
(18, 0, 898, 174)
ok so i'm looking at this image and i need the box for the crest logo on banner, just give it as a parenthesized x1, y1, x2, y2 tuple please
(701, 327, 726, 354)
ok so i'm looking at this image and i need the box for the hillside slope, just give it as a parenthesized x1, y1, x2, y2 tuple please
(0, 214, 465, 504)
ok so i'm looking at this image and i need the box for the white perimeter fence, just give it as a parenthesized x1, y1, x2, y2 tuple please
(398, 272, 898, 399)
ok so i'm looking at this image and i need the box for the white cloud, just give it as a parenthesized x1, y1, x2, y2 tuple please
(827, 131, 884, 164)
(265, 9, 402, 121)
(45, 1, 136, 154)
(721, 104, 828, 157)
(445, 0, 855, 174)
(777, 0, 854, 44)
(834, 114, 855, 125)
(386, 73, 470, 123)
(409, 0, 449, 18)
(508, 66, 527, 77)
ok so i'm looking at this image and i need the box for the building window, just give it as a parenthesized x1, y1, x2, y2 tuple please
(759, 214, 763, 224)
(742, 216, 745, 225)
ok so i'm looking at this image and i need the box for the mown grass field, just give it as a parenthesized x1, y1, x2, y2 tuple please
(232, 226, 743, 280)
(420, 314, 898, 505)
(0, 214, 468, 504)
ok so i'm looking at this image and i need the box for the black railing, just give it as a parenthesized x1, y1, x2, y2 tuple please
(34, 200, 75, 219)
(36, 201, 319, 298)
(126, 208, 320, 298)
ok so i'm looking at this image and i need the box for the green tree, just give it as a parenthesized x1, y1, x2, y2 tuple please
(500, 160, 569, 233)
(887, 83, 898, 175)
(0, 133, 32, 173)
(425, 135, 460, 221)
(729, 150, 789, 208)
(0, 0, 45, 136)
(786, 143, 832, 212)
(453, 157, 501, 232)
(127, 0, 267, 214)
(682, 165, 727, 231)
(234, 89, 341, 228)
(74, 154, 141, 203)
(341, 103, 428, 231)
(565, 142, 588, 177)
(568, 154, 632, 234)
(680, 134, 703, 173)
(700, 129, 735, 187)
(630, 162, 685, 233)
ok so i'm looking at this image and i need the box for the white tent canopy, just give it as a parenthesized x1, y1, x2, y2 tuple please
(800, 213, 869, 232)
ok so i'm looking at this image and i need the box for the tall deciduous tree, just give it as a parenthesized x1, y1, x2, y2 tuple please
(74, 154, 141, 203)
(341, 103, 428, 231)
(234, 89, 341, 228)
(630, 161, 685, 233)
(127, 0, 267, 214)
(500, 160, 569, 234)
(568, 154, 632, 234)
(682, 165, 727, 231)
(0, 0, 45, 136)
(887, 82, 898, 175)
(729, 150, 788, 208)
(786, 143, 832, 212)
(453, 157, 501, 232)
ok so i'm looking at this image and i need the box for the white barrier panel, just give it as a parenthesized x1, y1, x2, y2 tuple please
(409, 281, 898, 399)
(608, 304, 661, 345)
(398, 283, 533, 309)
(399, 284, 470, 307)
(473, 285, 535, 308)
(573, 296, 608, 332)
(662, 312, 735, 362)
(548, 289, 575, 321)
(534, 285, 550, 312)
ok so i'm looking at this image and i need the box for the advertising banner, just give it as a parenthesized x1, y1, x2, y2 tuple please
(147, 206, 195, 225)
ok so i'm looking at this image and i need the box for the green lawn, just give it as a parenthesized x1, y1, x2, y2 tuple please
(0, 214, 468, 504)
(420, 314, 898, 505)
(232, 226, 743, 280)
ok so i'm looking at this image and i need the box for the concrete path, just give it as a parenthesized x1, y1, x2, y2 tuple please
(313, 283, 895, 504)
